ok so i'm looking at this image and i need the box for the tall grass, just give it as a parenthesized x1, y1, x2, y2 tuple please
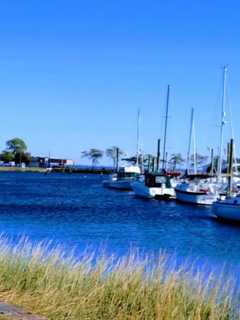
(0, 237, 235, 320)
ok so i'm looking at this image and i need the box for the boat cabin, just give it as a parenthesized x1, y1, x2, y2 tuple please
(117, 166, 141, 179)
(144, 173, 172, 188)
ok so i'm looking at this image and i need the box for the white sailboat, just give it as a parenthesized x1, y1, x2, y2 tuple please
(175, 108, 219, 205)
(175, 175, 219, 205)
(176, 67, 229, 205)
(132, 85, 177, 199)
(212, 139, 240, 221)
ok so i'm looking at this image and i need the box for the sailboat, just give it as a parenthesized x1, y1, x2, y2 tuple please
(175, 108, 219, 205)
(132, 85, 177, 199)
(212, 139, 240, 221)
(103, 110, 141, 190)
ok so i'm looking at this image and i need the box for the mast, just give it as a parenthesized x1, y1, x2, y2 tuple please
(162, 85, 170, 170)
(227, 139, 234, 196)
(116, 147, 119, 172)
(186, 108, 196, 174)
(156, 138, 161, 172)
(193, 113, 197, 174)
(210, 148, 214, 176)
(136, 108, 141, 166)
(217, 66, 227, 179)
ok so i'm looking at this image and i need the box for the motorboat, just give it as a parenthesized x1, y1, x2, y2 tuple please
(131, 172, 177, 199)
(103, 165, 141, 190)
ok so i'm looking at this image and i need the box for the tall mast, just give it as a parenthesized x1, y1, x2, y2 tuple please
(217, 66, 227, 178)
(136, 108, 141, 166)
(162, 85, 170, 170)
(227, 139, 234, 196)
(156, 138, 161, 172)
(193, 113, 197, 174)
(186, 108, 197, 174)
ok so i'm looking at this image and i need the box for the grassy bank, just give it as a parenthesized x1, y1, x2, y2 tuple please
(0, 166, 47, 173)
(0, 238, 235, 320)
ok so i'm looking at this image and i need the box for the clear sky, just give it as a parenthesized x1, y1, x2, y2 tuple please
(0, 1, 239, 164)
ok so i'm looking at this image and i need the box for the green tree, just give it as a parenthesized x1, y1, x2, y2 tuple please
(7, 138, 27, 154)
(169, 153, 185, 170)
(14, 152, 31, 165)
(0, 151, 15, 163)
(191, 153, 208, 167)
(82, 149, 103, 167)
(4, 138, 31, 165)
(106, 146, 124, 169)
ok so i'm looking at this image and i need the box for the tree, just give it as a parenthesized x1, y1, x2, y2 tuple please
(3, 138, 31, 165)
(106, 146, 124, 169)
(14, 152, 31, 165)
(191, 153, 208, 167)
(82, 149, 103, 167)
(169, 153, 185, 170)
(0, 151, 15, 163)
(6, 138, 27, 154)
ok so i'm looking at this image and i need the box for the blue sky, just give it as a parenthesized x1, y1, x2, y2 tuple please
(0, 1, 239, 164)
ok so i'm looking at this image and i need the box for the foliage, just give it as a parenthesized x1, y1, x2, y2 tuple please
(169, 153, 185, 170)
(6, 138, 27, 154)
(82, 148, 103, 167)
(191, 153, 208, 166)
(14, 152, 32, 165)
(1, 138, 31, 165)
(106, 146, 124, 169)
(0, 237, 234, 320)
(0, 151, 15, 163)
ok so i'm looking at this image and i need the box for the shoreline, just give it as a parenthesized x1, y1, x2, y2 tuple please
(0, 167, 113, 174)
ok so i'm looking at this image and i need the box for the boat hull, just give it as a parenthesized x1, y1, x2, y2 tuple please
(103, 179, 133, 191)
(132, 181, 175, 199)
(212, 202, 240, 221)
(175, 188, 217, 205)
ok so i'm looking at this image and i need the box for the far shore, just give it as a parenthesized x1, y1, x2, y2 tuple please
(0, 166, 113, 174)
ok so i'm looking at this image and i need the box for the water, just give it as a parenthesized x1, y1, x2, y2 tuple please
(0, 172, 240, 275)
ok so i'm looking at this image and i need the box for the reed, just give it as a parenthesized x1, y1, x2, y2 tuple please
(0, 236, 235, 320)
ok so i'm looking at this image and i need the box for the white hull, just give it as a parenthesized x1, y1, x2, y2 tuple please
(132, 181, 175, 199)
(103, 179, 133, 190)
(175, 188, 217, 205)
(213, 202, 240, 221)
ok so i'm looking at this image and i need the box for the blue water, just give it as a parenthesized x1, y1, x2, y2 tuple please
(0, 172, 240, 275)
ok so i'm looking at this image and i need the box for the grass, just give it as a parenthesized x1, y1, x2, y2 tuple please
(0, 237, 236, 320)
(0, 166, 47, 173)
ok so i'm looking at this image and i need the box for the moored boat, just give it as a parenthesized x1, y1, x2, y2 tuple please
(212, 139, 240, 221)
(175, 176, 219, 205)
(212, 195, 240, 221)
(103, 165, 141, 190)
(132, 172, 176, 199)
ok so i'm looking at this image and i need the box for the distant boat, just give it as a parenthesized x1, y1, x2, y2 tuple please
(103, 165, 141, 190)
(132, 172, 176, 199)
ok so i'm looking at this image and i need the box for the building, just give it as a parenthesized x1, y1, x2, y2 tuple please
(29, 157, 74, 168)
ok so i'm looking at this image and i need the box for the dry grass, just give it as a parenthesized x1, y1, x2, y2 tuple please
(0, 237, 235, 320)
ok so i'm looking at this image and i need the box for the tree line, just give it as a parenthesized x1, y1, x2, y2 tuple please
(82, 146, 212, 171)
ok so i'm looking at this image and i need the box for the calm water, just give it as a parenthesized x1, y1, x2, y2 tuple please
(0, 172, 240, 274)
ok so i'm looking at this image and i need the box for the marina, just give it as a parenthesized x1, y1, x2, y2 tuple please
(1, 171, 240, 270)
